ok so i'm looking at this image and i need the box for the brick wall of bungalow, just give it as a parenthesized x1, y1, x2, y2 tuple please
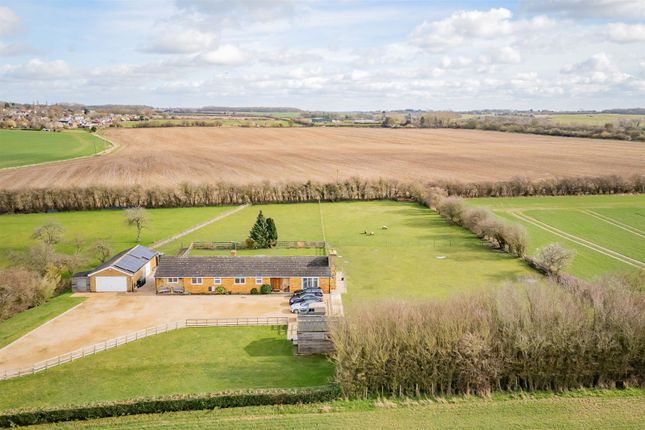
(155, 275, 335, 294)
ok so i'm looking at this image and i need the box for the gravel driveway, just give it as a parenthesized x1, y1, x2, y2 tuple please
(0, 294, 291, 371)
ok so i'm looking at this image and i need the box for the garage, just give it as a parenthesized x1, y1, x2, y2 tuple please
(95, 276, 128, 292)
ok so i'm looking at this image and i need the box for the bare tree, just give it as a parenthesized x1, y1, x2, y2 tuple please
(124, 207, 149, 243)
(31, 222, 64, 245)
(533, 243, 576, 275)
(93, 240, 112, 263)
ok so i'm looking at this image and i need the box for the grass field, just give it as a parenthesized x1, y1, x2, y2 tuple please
(539, 113, 645, 127)
(468, 194, 645, 279)
(0, 326, 333, 411)
(0, 206, 234, 268)
(0, 130, 110, 169)
(0, 293, 85, 349)
(30, 390, 645, 429)
(1, 127, 643, 189)
(158, 201, 534, 301)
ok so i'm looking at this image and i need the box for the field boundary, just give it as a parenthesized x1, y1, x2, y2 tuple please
(582, 210, 645, 238)
(511, 211, 645, 269)
(0, 302, 85, 354)
(150, 204, 249, 250)
(0, 131, 117, 172)
(0, 316, 289, 381)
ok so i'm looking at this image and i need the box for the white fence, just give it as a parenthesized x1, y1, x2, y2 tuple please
(0, 317, 290, 381)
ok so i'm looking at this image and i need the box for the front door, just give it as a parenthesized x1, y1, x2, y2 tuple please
(270, 278, 281, 292)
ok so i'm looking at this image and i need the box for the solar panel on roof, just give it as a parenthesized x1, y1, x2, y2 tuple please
(129, 246, 155, 260)
(114, 255, 145, 274)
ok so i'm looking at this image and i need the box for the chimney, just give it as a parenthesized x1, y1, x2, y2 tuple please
(230, 249, 237, 256)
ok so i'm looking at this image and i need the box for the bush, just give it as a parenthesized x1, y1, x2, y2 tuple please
(331, 279, 645, 398)
(532, 243, 576, 275)
(214, 286, 227, 295)
(0, 268, 57, 321)
(0, 386, 340, 427)
(250, 287, 258, 295)
(260, 284, 272, 294)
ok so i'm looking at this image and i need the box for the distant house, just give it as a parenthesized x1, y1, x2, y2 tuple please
(155, 252, 337, 295)
(72, 245, 159, 293)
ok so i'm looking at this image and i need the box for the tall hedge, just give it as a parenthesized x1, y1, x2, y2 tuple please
(0, 386, 339, 427)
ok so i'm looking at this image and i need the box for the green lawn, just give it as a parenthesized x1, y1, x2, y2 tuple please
(0, 293, 85, 349)
(0, 326, 333, 411)
(32, 390, 645, 429)
(159, 201, 534, 301)
(468, 195, 645, 279)
(0, 206, 235, 268)
(0, 130, 111, 169)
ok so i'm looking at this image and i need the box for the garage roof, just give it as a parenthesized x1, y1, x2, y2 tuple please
(156, 256, 332, 278)
(88, 245, 159, 276)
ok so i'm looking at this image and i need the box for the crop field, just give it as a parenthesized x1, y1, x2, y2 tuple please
(0, 326, 333, 411)
(539, 113, 645, 127)
(0, 205, 234, 268)
(0, 127, 643, 189)
(29, 390, 645, 429)
(157, 201, 534, 301)
(468, 194, 645, 279)
(0, 129, 110, 169)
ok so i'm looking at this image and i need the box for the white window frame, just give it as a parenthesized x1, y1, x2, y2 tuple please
(302, 277, 319, 289)
(255, 277, 263, 285)
(208, 286, 216, 292)
(234, 277, 246, 285)
(167, 277, 178, 284)
(191, 277, 203, 285)
(213, 277, 222, 285)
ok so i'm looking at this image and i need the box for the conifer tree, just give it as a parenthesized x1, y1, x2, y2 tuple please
(266, 217, 278, 246)
(249, 211, 270, 248)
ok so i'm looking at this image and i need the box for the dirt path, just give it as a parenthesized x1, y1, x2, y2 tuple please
(150, 204, 249, 250)
(511, 211, 645, 269)
(581, 210, 645, 238)
(0, 294, 289, 372)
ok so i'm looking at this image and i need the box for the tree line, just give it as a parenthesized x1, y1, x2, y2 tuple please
(331, 274, 644, 397)
(0, 175, 642, 214)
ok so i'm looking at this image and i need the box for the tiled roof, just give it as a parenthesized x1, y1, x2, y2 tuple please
(89, 245, 158, 276)
(155, 256, 331, 278)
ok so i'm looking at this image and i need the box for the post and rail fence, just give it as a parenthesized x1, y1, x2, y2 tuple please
(0, 317, 290, 381)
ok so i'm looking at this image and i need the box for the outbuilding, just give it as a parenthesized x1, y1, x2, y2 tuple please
(73, 245, 159, 293)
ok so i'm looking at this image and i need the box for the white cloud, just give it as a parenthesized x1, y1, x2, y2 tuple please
(0, 59, 72, 80)
(441, 56, 473, 69)
(142, 27, 218, 54)
(0, 6, 19, 37)
(605, 23, 645, 43)
(521, 0, 645, 20)
(410, 8, 553, 51)
(482, 46, 522, 64)
(199, 44, 249, 66)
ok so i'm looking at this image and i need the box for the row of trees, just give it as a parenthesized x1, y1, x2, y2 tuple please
(2, 175, 642, 215)
(332, 276, 645, 397)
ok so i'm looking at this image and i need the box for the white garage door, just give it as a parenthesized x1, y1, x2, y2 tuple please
(144, 261, 151, 277)
(95, 276, 128, 292)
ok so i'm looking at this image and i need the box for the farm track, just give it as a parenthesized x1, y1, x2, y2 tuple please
(510, 211, 645, 269)
(0, 128, 643, 189)
(150, 204, 250, 250)
(581, 210, 645, 238)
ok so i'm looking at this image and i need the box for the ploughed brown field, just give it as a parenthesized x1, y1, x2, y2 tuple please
(1, 127, 643, 189)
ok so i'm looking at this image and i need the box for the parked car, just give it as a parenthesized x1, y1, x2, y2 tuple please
(290, 290, 322, 302)
(289, 293, 323, 305)
(292, 287, 322, 297)
(291, 301, 326, 314)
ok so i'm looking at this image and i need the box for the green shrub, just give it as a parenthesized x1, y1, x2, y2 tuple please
(250, 287, 258, 295)
(260, 284, 272, 294)
(0, 386, 340, 427)
(214, 286, 227, 295)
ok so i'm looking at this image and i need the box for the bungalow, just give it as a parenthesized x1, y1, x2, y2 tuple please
(155, 251, 337, 295)
(72, 245, 159, 293)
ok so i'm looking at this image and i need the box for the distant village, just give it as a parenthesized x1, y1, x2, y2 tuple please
(0, 102, 147, 131)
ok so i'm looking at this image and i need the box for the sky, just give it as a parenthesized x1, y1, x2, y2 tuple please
(0, 0, 644, 111)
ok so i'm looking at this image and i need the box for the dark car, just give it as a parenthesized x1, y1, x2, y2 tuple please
(289, 294, 324, 305)
(291, 288, 322, 299)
